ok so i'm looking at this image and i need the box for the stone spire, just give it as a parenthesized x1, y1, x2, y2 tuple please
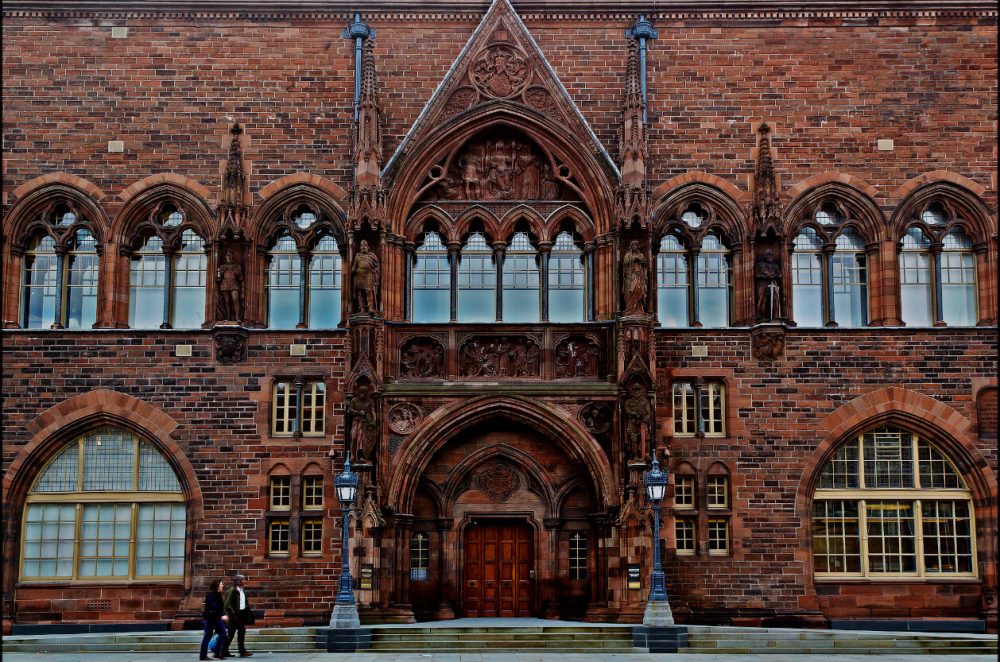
(620, 38, 646, 187)
(355, 39, 382, 189)
(751, 122, 781, 234)
(219, 122, 249, 232)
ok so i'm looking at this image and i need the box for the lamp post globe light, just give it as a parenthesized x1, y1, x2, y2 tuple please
(642, 449, 674, 626)
(330, 452, 361, 630)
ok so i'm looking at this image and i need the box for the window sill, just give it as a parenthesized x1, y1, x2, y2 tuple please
(815, 576, 980, 583)
(17, 579, 185, 587)
(267, 553, 290, 559)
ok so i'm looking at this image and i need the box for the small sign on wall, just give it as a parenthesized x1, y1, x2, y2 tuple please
(360, 564, 374, 590)
(627, 564, 641, 590)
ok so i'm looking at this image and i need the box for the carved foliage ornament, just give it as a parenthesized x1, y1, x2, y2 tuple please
(387, 402, 422, 435)
(460, 336, 540, 378)
(471, 44, 530, 99)
(477, 461, 521, 503)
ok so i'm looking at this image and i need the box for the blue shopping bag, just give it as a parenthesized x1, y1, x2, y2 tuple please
(209, 633, 219, 652)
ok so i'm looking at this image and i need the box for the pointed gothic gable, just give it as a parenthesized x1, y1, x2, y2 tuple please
(383, 0, 617, 182)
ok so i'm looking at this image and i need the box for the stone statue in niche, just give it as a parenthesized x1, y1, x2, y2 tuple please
(399, 338, 445, 378)
(622, 382, 650, 464)
(754, 248, 784, 321)
(352, 240, 380, 313)
(622, 240, 649, 314)
(216, 249, 243, 323)
(348, 385, 379, 463)
(460, 336, 539, 378)
(554, 338, 600, 378)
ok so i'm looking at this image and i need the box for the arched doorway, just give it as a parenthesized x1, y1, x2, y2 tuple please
(390, 396, 614, 621)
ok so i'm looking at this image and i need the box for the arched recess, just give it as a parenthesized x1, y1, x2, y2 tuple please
(796, 388, 998, 619)
(2, 390, 204, 600)
(386, 106, 616, 233)
(248, 183, 349, 328)
(890, 177, 997, 325)
(109, 182, 217, 329)
(387, 395, 615, 515)
(441, 443, 558, 516)
(3, 181, 111, 328)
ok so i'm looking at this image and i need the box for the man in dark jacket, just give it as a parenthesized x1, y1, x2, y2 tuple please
(223, 574, 254, 657)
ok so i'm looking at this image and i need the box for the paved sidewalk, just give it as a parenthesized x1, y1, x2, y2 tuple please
(2, 653, 997, 661)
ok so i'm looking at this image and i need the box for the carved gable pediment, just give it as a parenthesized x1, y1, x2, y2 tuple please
(383, 0, 615, 183)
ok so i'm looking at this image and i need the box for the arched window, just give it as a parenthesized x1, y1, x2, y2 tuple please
(129, 235, 167, 329)
(172, 230, 208, 329)
(812, 426, 975, 577)
(696, 232, 731, 327)
(21, 234, 59, 329)
(308, 235, 342, 328)
(548, 231, 585, 323)
(266, 234, 301, 329)
(940, 228, 976, 326)
(65, 229, 99, 329)
(831, 228, 868, 327)
(457, 231, 495, 323)
(502, 231, 540, 323)
(656, 233, 688, 327)
(21, 427, 186, 581)
(411, 230, 450, 323)
(791, 228, 824, 327)
(899, 227, 932, 327)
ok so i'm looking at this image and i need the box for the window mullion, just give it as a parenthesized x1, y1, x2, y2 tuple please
(161, 246, 175, 329)
(858, 433, 866, 490)
(858, 499, 869, 577)
(129, 503, 138, 580)
(73, 503, 82, 580)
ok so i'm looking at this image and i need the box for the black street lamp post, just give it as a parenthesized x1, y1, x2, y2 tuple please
(329, 452, 362, 639)
(642, 449, 674, 626)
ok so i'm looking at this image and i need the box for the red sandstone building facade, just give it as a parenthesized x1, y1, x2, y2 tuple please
(2, 0, 997, 635)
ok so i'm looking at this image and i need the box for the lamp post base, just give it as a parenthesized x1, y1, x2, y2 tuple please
(642, 599, 675, 627)
(329, 602, 361, 629)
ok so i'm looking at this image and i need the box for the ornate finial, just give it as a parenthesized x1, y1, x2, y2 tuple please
(625, 38, 642, 110)
(360, 39, 378, 106)
(220, 122, 248, 228)
(754, 122, 777, 208)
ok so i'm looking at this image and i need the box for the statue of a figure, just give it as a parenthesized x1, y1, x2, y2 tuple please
(622, 240, 649, 314)
(352, 240, 381, 313)
(348, 385, 378, 463)
(216, 249, 243, 322)
(622, 383, 650, 464)
(461, 153, 482, 199)
(754, 248, 783, 321)
(539, 164, 559, 199)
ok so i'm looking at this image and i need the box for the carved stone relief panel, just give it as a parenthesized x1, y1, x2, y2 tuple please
(553, 335, 602, 379)
(399, 336, 446, 379)
(387, 402, 423, 434)
(752, 327, 785, 361)
(459, 335, 540, 378)
(579, 402, 612, 435)
(477, 461, 521, 503)
(471, 43, 531, 99)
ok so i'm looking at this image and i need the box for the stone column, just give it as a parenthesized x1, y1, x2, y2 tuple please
(822, 243, 837, 327)
(434, 518, 455, 620)
(448, 241, 460, 322)
(543, 517, 561, 619)
(538, 241, 552, 322)
(493, 241, 506, 322)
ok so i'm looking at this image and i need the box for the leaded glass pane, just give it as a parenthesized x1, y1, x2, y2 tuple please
(138, 442, 182, 492)
(792, 230, 823, 326)
(696, 236, 730, 327)
(66, 229, 99, 329)
(900, 228, 932, 327)
(862, 429, 914, 488)
(309, 236, 342, 328)
(172, 231, 207, 328)
(410, 532, 429, 581)
(865, 501, 916, 573)
(129, 236, 166, 329)
(267, 235, 301, 329)
(136, 503, 185, 577)
(569, 532, 588, 580)
(940, 229, 976, 326)
(549, 232, 584, 322)
(657, 235, 688, 327)
(21, 504, 76, 578)
(672, 382, 696, 435)
(82, 429, 136, 491)
(812, 500, 861, 573)
(831, 229, 867, 327)
(921, 501, 973, 574)
(33, 444, 79, 492)
(818, 440, 859, 489)
(78, 503, 132, 577)
(918, 441, 963, 489)
(22, 235, 59, 329)
(502, 232, 539, 322)
(412, 231, 450, 323)
(457, 232, 495, 322)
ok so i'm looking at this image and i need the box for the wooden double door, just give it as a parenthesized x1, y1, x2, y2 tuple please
(462, 521, 533, 617)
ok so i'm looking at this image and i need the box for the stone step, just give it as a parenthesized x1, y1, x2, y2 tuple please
(372, 647, 643, 653)
(372, 632, 634, 641)
(2, 642, 321, 653)
(681, 647, 996, 655)
(369, 626, 631, 634)
(687, 635, 996, 646)
(370, 638, 635, 649)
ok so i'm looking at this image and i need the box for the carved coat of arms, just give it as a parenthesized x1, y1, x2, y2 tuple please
(472, 46, 529, 99)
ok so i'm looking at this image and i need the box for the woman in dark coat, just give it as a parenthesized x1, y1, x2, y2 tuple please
(200, 579, 231, 660)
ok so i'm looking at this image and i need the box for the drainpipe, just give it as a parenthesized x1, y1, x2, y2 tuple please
(626, 15, 658, 125)
(343, 13, 374, 121)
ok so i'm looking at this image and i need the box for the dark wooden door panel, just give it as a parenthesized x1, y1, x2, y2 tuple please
(463, 521, 532, 617)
